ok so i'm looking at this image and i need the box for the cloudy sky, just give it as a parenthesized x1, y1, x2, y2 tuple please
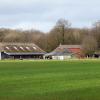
(0, 0, 100, 32)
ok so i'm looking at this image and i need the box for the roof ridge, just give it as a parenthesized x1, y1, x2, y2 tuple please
(0, 42, 36, 45)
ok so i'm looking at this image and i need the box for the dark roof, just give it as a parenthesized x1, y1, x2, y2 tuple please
(0, 43, 46, 53)
(5, 52, 45, 56)
(45, 51, 73, 56)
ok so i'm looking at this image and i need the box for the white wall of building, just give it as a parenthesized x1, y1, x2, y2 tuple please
(52, 55, 72, 60)
(0, 52, 1, 60)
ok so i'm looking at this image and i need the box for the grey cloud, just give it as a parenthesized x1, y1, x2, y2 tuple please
(0, 0, 100, 32)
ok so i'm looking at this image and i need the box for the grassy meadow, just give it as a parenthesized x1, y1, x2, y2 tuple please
(0, 60, 100, 100)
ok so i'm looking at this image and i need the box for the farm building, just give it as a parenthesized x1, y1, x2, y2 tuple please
(44, 44, 83, 60)
(0, 43, 46, 60)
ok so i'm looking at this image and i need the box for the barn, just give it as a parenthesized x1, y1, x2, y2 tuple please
(44, 44, 83, 60)
(0, 43, 46, 60)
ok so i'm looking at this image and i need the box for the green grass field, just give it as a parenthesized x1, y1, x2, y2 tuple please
(0, 60, 100, 100)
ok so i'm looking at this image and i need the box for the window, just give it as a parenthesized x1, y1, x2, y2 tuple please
(5, 47, 10, 50)
(14, 46, 19, 51)
(20, 46, 24, 51)
(33, 47, 36, 50)
(26, 47, 30, 51)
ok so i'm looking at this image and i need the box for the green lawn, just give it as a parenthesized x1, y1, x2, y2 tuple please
(0, 60, 100, 100)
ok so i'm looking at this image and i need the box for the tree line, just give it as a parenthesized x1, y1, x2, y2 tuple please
(0, 19, 100, 56)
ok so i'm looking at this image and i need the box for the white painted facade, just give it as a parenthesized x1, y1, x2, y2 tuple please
(0, 52, 1, 60)
(52, 55, 72, 60)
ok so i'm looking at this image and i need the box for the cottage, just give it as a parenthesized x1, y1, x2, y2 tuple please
(44, 44, 83, 60)
(0, 43, 46, 60)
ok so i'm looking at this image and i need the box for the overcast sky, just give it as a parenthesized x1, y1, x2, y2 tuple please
(0, 0, 100, 32)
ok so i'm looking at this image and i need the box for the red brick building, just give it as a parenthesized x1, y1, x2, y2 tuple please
(45, 44, 84, 60)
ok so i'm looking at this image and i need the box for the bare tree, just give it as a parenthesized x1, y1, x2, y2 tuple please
(55, 19, 71, 44)
(82, 35, 98, 57)
(92, 21, 100, 48)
